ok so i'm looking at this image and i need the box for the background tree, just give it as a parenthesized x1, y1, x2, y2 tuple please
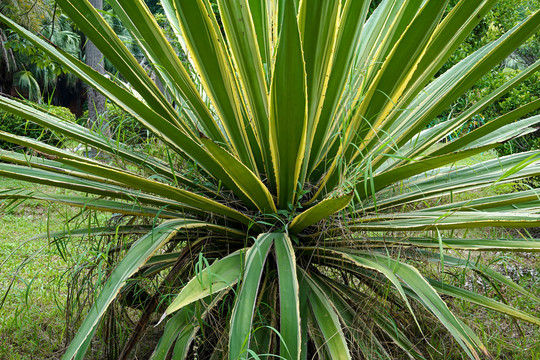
(435, 0, 540, 157)
(85, 0, 109, 139)
(144, 0, 163, 14)
(0, 0, 50, 96)
(0, 25, 16, 94)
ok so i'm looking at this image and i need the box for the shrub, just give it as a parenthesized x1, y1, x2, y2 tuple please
(1, 2, 540, 360)
(80, 103, 151, 145)
(466, 70, 540, 157)
(0, 103, 74, 150)
(436, 0, 540, 156)
(495, 71, 540, 156)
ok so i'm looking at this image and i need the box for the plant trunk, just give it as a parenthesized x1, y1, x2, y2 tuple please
(86, 0, 110, 142)
(0, 28, 16, 95)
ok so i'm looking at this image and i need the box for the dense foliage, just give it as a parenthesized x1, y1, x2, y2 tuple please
(0, 1, 79, 100)
(0, 103, 73, 150)
(1, 1, 540, 360)
(439, 0, 540, 156)
(80, 103, 150, 145)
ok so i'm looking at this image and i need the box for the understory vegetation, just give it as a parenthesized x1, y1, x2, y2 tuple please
(2, 160, 540, 359)
(2, 0, 540, 359)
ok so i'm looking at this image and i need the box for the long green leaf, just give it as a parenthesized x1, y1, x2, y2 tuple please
(298, 0, 340, 179)
(351, 0, 449, 152)
(298, 247, 419, 328)
(217, 0, 273, 183)
(289, 193, 353, 234)
(354, 236, 540, 252)
(56, 157, 253, 225)
(152, 304, 197, 360)
(0, 187, 191, 218)
(203, 138, 276, 214)
(0, 97, 197, 186)
(429, 279, 540, 326)
(389, 9, 540, 155)
(109, 0, 225, 142)
(423, 252, 540, 303)
(154, 292, 227, 360)
(56, 0, 182, 130)
(29, 225, 154, 241)
(348, 211, 540, 232)
(380, 0, 498, 145)
(366, 10, 540, 173)
(269, 0, 308, 208)
(369, 151, 540, 211)
(307, 0, 370, 175)
(0, 161, 213, 217)
(0, 14, 247, 200)
(229, 233, 275, 360)
(171, 0, 256, 169)
(163, 250, 245, 317)
(274, 233, 301, 360)
(300, 268, 351, 360)
(355, 144, 498, 199)
(433, 100, 540, 156)
(370, 255, 488, 359)
(62, 219, 206, 360)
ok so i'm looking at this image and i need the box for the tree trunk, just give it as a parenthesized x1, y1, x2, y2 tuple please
(86, 0, 109, 141)
(0, 28, 16, 95)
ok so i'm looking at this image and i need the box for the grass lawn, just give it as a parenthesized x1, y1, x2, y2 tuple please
(1, 150, 540, 359)
(0, 179, 88, 359)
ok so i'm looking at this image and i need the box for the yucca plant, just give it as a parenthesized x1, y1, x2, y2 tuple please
(2, 0, 540, 359)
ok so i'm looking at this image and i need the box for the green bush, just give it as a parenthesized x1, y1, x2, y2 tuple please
(434, 68, 540, 156)
(80, 103, 151, 145)
(436, 0, 540, 156)
(471, 70, 540, 156)
(494, 71, 540, 156)
(0, 103, 75, 150)
(3, 2, 540, 359)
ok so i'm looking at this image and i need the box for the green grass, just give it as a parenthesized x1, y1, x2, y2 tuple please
(418, 248, 540, 359)
(425, 150, 540, 358)
(0, 177, 153, 360)
(0, 179, 82, 359)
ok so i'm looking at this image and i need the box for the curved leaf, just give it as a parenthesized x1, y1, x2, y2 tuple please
(289, 193, 353, 234)
(370, 255, 488, 359)
(274, 233, 301, 360)
(269, 0, 308, 208)
(299, 269, 351, 360)
(429, 279, 540, 326)
(203, 138, 276, 214)
(229, 233, 275, 360)
(163, 250, 245, 317)
(63, 219, 208, 360)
